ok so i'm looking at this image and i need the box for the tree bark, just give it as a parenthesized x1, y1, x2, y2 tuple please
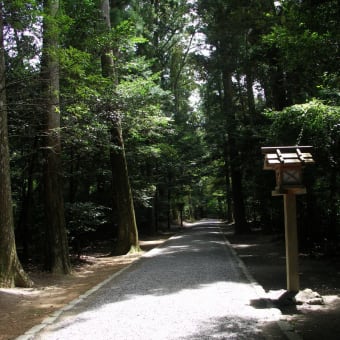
(110, 123, 140, 254)
(99, 0, 140, 254)
(41, 0, 70, 274)
(223, 141, 233, 223)
(245, 69, 255, 115)
(0, 3, 33, 287)
(222, 68, 249, 234)
(17, 137, 38, 262)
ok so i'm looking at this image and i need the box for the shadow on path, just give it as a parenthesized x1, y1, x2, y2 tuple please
(31, 220, 282, 340)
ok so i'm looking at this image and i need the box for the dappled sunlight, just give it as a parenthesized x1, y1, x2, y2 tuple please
(0, 287, 38, 296)
(232, 243, 257, 250)
(31, 222, 282, 339)
(139, 239, 166, 249)
(141, 244, 184, 258)
(38, 280, 280, 339)
(183, 219, 226, 227)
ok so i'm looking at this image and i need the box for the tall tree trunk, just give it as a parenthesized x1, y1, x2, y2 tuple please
(41, 0, 70, 274)
(17, 137, 38, 262)
(167, 172, 172, 230)
(222, 69, 249, 234)
(154, 185, 160, 232)
(110, 123, 139, 254)
(245, 69, 255, 115)
(270, 65, 289, 111)
(99, 0, 140, 255)
(223, 141, 233, 223)
(0, 3, 33, 287)
(327, 127, 339, 245)
(327, 167, 338, 242)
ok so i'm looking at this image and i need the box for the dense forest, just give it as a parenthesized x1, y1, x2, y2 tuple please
(0, 0, 339, 287)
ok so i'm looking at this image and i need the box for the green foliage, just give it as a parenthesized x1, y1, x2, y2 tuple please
(66, 202, 110, 234)
(317, 73, 340, 105)
(258, 0, 340, 103)
(4, 0, 339, 261)
(264, 99, 340, 240)
(262, 27, 329, 69)
(66, 202, 112, 254)
(93, 20, 147, 57)
(264, 99, 340, 151)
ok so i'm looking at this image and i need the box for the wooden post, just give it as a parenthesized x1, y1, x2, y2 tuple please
(283, 193, 300, 292)
(262, 146, 314, 293)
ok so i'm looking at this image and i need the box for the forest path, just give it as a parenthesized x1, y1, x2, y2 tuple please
(19, 220, 284, 340)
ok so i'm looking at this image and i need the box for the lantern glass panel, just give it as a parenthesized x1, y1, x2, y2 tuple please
(282, 168, 302, 185)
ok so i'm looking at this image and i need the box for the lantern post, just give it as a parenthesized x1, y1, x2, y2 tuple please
(261, 146, 315, 292)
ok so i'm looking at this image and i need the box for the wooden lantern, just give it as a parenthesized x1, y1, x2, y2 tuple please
(261, 145, 315, 292)
(261, 146, 314, 195)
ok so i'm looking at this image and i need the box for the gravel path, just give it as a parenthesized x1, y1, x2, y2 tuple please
(20, 221, 283, 340)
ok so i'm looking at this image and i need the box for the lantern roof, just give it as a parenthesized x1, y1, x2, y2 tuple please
(261, 146, 314, 170)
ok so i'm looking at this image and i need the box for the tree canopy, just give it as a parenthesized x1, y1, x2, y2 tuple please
(0, 0, 339, 287)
